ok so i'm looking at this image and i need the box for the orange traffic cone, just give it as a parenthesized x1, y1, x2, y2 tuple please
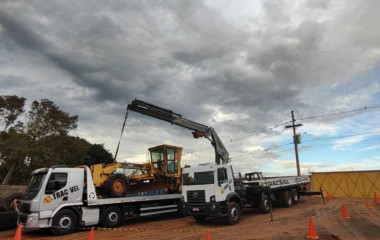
(307, 217, 319, 239)
(206, 230, 211, 240)
(13, 224, 22, 240)
(327, 192, 331, 202)
(365, 199, 373, 209)
(341, 204, 350, 219)
(88, 227, 95, 240)
(374, 192, 380, 204)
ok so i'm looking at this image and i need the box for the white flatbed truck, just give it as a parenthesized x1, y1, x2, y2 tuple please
(19, 166, 184, 235)
(18, 98, 233, 235)
(182, 164, 321, 224)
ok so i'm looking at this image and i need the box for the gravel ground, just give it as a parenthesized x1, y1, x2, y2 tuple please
(1, 197, 379, 239)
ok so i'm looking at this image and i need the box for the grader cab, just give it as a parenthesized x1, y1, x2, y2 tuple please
(89, 144, 183, 198)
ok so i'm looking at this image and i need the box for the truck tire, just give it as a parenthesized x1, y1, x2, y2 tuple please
(193, 216, 206, 223)
(258, 196, 270, 214)
(280, 191, 292, 208)
(0, 211, 18, 230)
(227, 202, 241, 225)
(291, 189, 299, 204)
(0, 198, 6, 212)
(5, 192, 23, 211)
(103, 174, 129, 198)
(51, 209, 78, 235)
(177, 199, 188, 218)
(101, 206, 123, 228)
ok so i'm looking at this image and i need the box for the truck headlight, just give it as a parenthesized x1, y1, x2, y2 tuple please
(210, 195, 216, 202)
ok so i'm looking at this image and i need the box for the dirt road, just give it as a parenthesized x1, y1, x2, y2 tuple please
(1, 197, 379, 239)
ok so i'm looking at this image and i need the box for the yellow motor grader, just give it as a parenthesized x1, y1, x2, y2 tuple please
(88, 144, 183, 197)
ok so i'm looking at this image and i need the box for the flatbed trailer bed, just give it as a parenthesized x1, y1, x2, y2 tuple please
(88, 194, 182, 206)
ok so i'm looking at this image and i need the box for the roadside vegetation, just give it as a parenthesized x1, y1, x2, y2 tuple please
(0, 95, 113, 185)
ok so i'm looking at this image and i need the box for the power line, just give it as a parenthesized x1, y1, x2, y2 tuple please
(231, 142, 293, 160)
(184, 103, 380, 156)
(302, 129, 380, 143)
(298, 136, 380, 150)
(232, 136, 380, 160)
(299, 104, 380, 121)
(228, 129, 380, 160)
(228, 120, 291, 143)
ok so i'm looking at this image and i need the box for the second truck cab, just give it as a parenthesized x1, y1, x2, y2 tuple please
(182, 164, 242, 224)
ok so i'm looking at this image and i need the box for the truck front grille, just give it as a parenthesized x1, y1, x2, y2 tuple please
(187, 190, 205, 204)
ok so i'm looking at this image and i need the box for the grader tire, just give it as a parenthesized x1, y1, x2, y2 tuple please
(104, 174, 129, 198)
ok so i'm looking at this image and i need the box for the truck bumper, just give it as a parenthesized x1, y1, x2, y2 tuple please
(19, 213, 51, 230)
(186, 202, 227, 217)
(19, 213, 39, 230)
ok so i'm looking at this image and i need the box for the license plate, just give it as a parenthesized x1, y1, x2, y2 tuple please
(193, 208, 199, 212)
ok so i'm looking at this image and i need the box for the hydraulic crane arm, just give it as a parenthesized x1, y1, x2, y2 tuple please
(127, 99, 230, 165)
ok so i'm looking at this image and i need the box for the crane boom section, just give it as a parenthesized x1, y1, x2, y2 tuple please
(127, 99, 229, 165)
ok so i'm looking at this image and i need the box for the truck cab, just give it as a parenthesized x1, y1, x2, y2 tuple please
(19, 166, 98, 235)
(182, 164, 242, 224)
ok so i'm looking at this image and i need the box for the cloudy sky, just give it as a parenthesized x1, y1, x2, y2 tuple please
(1, 0, 380, 175)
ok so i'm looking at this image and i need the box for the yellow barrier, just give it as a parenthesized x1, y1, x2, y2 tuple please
(310, 170, 380, 198)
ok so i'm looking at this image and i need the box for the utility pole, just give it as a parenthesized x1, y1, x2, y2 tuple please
(285, 111, 303, 176)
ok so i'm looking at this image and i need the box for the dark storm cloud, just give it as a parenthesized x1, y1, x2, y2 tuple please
(0, 8, 138, 103)
(1, 0, 380, 165)
(0, 1, 315, 117)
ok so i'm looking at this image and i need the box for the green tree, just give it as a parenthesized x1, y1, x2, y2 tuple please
(86, 144, 114, 165)
(26, 99, 78, 140)
(0, 96, 114, 184)
(0, 95, 26, 131)
(0, 131, 32, 184)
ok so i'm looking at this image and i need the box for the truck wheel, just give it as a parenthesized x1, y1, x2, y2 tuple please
(291, 189, 299, 204)
(227, 202, 241, 225)
(177, 199, 188, 218)
(258, 196, 270, 214)
(102, 206, 123, 228)
(51, 209, 77, 235)
(104, 174, 129, 198)
(280, 191, 292, 208)
(193, 216, 206, 223)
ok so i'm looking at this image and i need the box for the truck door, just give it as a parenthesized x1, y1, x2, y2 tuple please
(39, 171, 69, 212)
(216, 167, 234, 201)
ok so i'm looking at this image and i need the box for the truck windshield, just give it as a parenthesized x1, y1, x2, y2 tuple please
(183, 171, 214, 185)
(23, 173, 47, 200)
